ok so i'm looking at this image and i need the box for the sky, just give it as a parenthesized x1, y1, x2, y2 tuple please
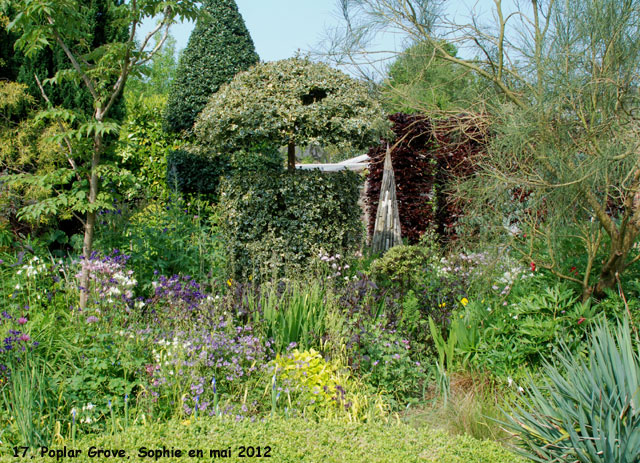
(143, 1, 352, 62)
(140, 0, 499, 70)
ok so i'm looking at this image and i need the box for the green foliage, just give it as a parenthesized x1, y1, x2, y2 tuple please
(125, 33, 178, 98)
(116, 94, 182, 200)
(13, 0, 128, 121)
(94, 198, 224, 290)
(220, 170, 363, 280)
(195, 57, 390, 154)
(1, 354, 60, 448)
(163, 0, 259, 133)
(63, 330, 149, 431)
(272, 349, 344, 415)
(504, 319, 640, 463)
(342, 309, 426, 405)
(166, 149, 231, 200)
(382, 41, 480, 113)
(250, 283, 327, 354)
(456, 283, 598, 374)
(370, 242, 439, 291)
(64, 417, 523, 463)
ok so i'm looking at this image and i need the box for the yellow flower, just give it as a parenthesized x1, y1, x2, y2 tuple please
(227, 278, 233, 287)
(460, 297, 469, 307)
(439, 302, 446, 308)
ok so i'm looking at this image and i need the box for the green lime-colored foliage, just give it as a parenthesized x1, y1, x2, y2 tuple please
(504, 319, 640, 463)
(163, 0, 259, 133)
(195, 57, 390, 154)
(220, 170, 363, 281)
(272, 349, 344, 414)
(20, 418, 525, 463)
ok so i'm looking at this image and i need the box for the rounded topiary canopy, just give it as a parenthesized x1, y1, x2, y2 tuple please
(194, 57, 390, 157)
(163, 0, 259, 133)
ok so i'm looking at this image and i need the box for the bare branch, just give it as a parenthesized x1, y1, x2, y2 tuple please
(47, 16, 98, 101)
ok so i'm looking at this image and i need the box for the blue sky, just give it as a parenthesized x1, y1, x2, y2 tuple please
(141, 0, 497, 65)
(148, 1, 352, 62)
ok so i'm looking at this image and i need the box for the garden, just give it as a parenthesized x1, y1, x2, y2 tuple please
(1, 0, 639, 462)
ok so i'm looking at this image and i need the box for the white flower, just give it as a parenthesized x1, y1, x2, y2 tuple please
(507, 377, 513, 387)
(518, 386, 524, 393)
(15, 284, 20, 290)
(85, 402, 95, 410)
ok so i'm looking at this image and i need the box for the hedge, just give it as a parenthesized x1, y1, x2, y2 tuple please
(163, 0, 259, 133)
(166, 149, 231, 200)
(220, 170, 363, 280)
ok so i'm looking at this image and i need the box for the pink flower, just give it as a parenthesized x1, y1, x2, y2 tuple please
(17, 317, 27, 325)
(19, 333, 30, 342)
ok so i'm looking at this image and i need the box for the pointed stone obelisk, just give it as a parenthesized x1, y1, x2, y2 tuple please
(372, 145, 402, 254)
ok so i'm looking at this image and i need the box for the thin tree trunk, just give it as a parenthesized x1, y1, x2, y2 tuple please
(593, 226, 639, 298)
(287, 141, 296, 172)
(79, 132, 103, 310)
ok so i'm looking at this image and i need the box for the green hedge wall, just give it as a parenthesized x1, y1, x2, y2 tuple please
(220, 170, 364, 280)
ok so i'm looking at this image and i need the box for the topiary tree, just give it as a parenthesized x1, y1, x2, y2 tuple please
(195, 57, 390, 170)
(163, 0, 259, 133)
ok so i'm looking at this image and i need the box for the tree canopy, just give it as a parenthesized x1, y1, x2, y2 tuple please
(5, 0, 201, 307)
(163, 0, 259, 133)
(381, 41, 481, 114)
(195, 57, 390, 170)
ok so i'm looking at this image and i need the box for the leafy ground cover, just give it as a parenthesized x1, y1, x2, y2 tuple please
(0, 418, 524, 463)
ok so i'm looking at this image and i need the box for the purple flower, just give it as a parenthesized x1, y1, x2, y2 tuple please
(86, 316, 99, 324)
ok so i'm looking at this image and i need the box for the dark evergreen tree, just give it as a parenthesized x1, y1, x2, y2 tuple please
(15, 0, 128, 121)
(163, 0, 259, 133)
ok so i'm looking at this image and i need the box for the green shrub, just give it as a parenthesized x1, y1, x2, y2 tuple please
(370, 245, 434, 291)
(272, 349, 345, 415)
(220, 170, 363, 280)
(163, 0, 259, 133)
(455, 283, 597, 374)
(166, 149, 231, 200)
(503, 319, 640, 463)
(36, 417, 524, 463)
(116, 94, 180, 200)
(94, 198, 225, 290)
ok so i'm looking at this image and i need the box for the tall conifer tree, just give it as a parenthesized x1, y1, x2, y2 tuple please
(164, 0, 259, 133)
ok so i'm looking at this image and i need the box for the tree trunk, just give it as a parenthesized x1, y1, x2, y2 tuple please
(593, 226, 639, 298)
(287, 141, 296, 172)
(79, 132, 103, 310)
